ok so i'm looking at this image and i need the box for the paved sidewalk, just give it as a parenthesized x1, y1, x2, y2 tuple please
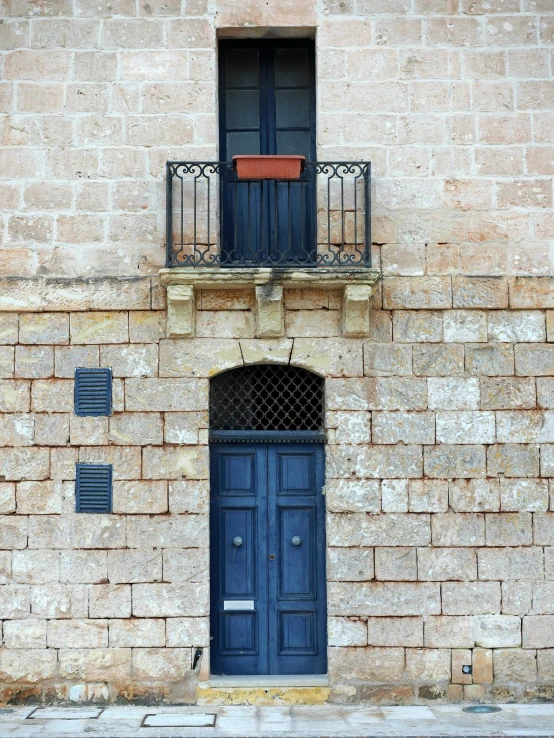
(0, 703, 553, 737)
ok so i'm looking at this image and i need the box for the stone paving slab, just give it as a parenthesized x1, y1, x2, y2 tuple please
(0, 705, 553, 738)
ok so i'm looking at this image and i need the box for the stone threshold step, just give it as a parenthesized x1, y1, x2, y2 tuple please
(208, 675, 329, 688)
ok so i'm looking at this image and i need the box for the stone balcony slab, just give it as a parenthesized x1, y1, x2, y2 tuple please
(159, 267, 381, 339)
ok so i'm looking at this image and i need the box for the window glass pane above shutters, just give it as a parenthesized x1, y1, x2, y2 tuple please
(227, 132, 260, 157)
(275, 48, 309, 87)
(275, 90, 310, 128)
(226, 90, 260, 129)
(74, 368, 112, 417)
(225, 49, 259, 87)
(76, 464, 112, 513)
(276, 130, 310, 157)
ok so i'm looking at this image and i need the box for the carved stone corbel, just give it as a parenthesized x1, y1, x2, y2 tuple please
(255, 283, 284, 338)
(342, 283, 374, 337)
(166, 284, 195, 338)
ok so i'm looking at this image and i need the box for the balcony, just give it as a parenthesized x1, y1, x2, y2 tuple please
(165, 160, 374, 268)
(161, 160, 380, 339)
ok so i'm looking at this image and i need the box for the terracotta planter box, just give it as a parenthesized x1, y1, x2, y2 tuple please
(233, 155, 305, 180)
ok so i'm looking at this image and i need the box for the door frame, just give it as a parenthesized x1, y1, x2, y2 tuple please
(208, 430, 327, 677)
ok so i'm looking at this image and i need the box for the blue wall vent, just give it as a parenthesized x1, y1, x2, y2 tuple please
(74, 367, 112, 416)
(76, 464, 113, 513)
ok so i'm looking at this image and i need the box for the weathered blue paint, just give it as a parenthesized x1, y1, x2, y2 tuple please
(210, 442, 327, 676)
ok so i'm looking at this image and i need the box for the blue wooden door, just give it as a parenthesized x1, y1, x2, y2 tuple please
(218, 39, 317, 265)
(210, 442, 326, 675)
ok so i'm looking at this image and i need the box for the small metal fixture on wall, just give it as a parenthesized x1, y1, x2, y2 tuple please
(75, 464, 113, 513)
(74, 367, 112, 417)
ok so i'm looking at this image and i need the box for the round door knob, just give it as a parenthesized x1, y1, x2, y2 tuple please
(291, 536, 302, 546)
(232, 536, 243, 547)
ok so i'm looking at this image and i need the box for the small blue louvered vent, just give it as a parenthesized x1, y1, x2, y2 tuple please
(74, 368, 112, 416)
(76, 464, 112, 513)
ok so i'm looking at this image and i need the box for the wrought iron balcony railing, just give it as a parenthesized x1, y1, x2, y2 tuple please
(166, 161, 371, 268)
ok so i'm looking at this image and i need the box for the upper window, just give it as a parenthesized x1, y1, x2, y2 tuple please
(218, 39, 317, 265)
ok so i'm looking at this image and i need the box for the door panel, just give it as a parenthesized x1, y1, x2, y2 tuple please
(211, 444, 268, 675)
(221, 612, 258, 655)
(222, 452, 257, 495)
(278, 452, 314, 494)
(220, 507, 256, 596)
(211, 442, 326, 675)
(278, 506, 315, 599)
(268, 444, 326, 675)
(280, 611, 317, 654)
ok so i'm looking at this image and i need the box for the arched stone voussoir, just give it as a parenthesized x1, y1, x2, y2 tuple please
(240, 339, 293, 366)
(291, 338, 364, 378)
(159, 338, 244, 378)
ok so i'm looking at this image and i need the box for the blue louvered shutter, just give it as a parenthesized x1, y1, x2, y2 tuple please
(76, 464, 112, 513)
(74, 368, 112, 416)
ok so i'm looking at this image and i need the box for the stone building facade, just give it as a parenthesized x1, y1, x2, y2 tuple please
(0, 0, 554, 707)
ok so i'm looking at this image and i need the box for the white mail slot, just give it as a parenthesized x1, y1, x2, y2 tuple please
(224, 600, 255, 611)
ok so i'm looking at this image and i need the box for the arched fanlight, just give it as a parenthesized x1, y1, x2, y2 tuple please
(209, 364, 324, 432)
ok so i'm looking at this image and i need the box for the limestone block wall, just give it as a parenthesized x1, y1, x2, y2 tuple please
(0, 277, 550, 703)
(0, 278, 211, 703)
(0, 0, 553, 707)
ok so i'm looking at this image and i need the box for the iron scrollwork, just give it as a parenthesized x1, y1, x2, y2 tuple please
(166, 160, 371, 268)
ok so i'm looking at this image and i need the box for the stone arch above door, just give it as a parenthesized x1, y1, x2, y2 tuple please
(159, 337, 364, 381)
